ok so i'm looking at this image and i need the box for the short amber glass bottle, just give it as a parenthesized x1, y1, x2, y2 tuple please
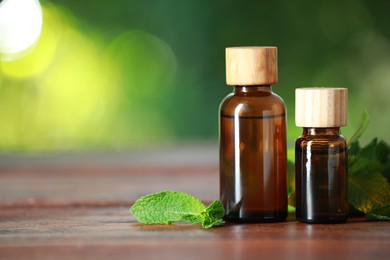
(220, 47, 287, 222)
(295, 88, 348, 223)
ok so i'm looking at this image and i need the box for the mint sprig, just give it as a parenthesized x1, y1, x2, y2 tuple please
(348, 138, 390, 217)
(130, 191, 225, 228)
(346, 111, 390, 219)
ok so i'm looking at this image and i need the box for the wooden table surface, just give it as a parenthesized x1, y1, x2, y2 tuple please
(0, 144, 389, 259)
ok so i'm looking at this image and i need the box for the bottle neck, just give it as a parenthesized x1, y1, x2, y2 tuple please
(302, 127, 341, 136)
(234, 85, 271, 94)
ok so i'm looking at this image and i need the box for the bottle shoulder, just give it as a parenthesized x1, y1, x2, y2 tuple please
(220, 91, 286, 116)
(296, 134, 347, 150)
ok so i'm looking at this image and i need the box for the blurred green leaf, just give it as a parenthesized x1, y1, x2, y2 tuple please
(287, 160, 295, 207)
(349, 169, 390, 214)
(347, 136, 390, 219)
(367, 205, 390, 221)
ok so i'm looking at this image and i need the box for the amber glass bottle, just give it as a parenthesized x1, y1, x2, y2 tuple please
(295, 88, 348, 223)
(220, 47, 287, 222)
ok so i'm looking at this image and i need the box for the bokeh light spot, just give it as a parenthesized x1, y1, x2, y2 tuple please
(105, 30, 177, 143)
(0, 3, 121, 150)
(0, 4, 59, 78)
(0, 0, 43, 58)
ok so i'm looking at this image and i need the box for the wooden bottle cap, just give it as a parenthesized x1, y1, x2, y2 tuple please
(295, 88, 348, 127)
(226, 46, 277, 85)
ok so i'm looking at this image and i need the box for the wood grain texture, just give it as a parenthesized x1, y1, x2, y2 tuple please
(295, 88, 348, 127)
(0, 145, 389, 259)
(1, 207, 389, 260)
(226, 47, 277, 85)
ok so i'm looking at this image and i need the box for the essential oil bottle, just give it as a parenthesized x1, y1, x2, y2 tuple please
(295, 87, 348, 223)
(220, 46, 287, 222)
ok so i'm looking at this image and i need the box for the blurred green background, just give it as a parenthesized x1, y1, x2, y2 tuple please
(0, 0, 389, 152)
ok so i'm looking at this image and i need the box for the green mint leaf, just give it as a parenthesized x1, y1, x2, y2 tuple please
(345, 111, 390, 219)
(201, 200, 225, 228)
(349, 154, 383, 178)
(366, 205, 390, 221)
(364, 139, 390, 183)
(205, 200, 225, 219)
(349, 170, 390, 213)
(130, 191, 226, 228)
(349, 139, 389, 179)
(348, 141, 361, 157)
(130, 190, 206, 225)
(348, 138, 390, 218)
(287, 160, 296, 207)
(359, 138, 389, 164)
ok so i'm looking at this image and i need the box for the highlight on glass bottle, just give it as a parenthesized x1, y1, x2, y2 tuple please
(295, 87, 348, 223)
(219, 46, 287, 222)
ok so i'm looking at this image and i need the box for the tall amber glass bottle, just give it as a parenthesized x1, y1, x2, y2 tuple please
(220, 47, 287, 222)
(295, 88, 348, 223)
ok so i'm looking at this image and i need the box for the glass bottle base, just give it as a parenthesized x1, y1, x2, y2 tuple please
(224, 211, 287, 223)
(297, 216, 347, 224)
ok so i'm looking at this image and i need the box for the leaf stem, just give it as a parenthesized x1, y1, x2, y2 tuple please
(348, 109, 369, 145)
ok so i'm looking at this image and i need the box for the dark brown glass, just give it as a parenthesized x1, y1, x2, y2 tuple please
(219, 85, 287, 222)
(295, 128, 348, 223)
